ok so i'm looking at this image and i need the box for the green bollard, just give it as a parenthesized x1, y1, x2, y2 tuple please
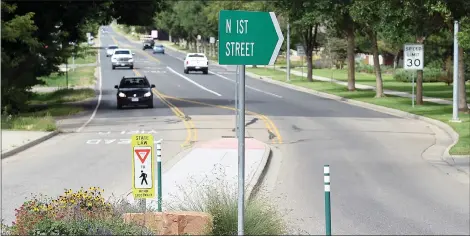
(324, 165, 331, 236)
(156, 140, 162, 212)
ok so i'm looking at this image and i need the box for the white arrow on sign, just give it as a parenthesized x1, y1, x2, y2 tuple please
(269, 12, 285, 65)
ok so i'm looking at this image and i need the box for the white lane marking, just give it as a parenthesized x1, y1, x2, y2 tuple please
(159, 46, 282, 98)
(166, 66, 222, 97)
(209, 70, 283, 98)
(76, 30, 103, 133)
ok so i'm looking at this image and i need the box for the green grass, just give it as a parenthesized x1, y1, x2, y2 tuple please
(248, 67, 470, 156)
(294, 68, 470, 101)
(38, 66, 96, 87)
(1, 115, 57, 131)
(68, 48, 97, 64)
(29, 88, 95, 105)
(2, 89, 95, 131)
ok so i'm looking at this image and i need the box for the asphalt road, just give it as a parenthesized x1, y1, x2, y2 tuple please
(2, 27, 469, 235)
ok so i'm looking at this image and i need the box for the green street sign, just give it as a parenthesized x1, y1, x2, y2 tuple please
(218, 10, 284, 65)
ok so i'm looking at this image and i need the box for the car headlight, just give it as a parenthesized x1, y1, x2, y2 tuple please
(128, 58, 134, 62)
(144, 92, 152, 97)
(118, 92, 126, 97)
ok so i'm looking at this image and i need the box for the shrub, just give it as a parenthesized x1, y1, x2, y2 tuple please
(5, 187, 153, 236)
(393, 68, 446, 83)
(29, 216, 153, 236)
(168, 179, 287, 236)
(355, 62, 375, 74)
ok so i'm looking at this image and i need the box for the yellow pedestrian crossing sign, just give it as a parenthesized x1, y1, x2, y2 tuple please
(131, 134, 155, 199)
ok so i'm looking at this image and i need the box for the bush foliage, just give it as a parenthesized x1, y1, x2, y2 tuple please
(3, 187, 153, 236)
(168, 179, 287, 236)
(393, 68, 448, 83)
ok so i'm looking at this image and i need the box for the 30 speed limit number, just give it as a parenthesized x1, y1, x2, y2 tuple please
(404, 44, 424, 70)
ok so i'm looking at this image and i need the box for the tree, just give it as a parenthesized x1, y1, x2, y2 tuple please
(274, 0, 322, 82)
(350, 0, 386, 97)
(1, 2, 41, 113)
(1, 0, 167, 113)
(323, 0, 357, 91)
(383, 0, 449, 105)
(441, 0, 470, 112)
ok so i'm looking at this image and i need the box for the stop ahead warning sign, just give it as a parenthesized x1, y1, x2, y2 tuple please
(131, 134, 155, 199)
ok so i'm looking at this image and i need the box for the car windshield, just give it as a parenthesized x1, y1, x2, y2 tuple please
(114, 50, 130, 55)
(155, 45, 163, 47)
(119, 78, 150, 88)
(108, 46, 118, 49)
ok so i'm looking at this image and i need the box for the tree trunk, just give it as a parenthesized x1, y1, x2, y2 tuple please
(370, 31, 385, 97)
(306, 50, 313, 81)
(346, 25, 356, 91)
(416, 37, 425, 105)
(394, 50, 401, 69)
(458, 46, 469, 112)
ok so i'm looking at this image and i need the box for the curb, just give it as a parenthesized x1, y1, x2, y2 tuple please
(244, 71, 470, 164)
(246, 142, 272, 200)
(1, 131, 60, 159)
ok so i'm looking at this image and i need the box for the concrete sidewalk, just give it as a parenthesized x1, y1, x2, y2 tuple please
(1, 130, 59, 159)
(126, 138, 271, 211)
(278, 67, 470, 108)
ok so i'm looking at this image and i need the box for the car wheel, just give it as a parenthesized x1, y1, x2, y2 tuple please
(184, 69, 189, 74)
(148, 101, 154, 108)
(203, 69, 208, 75)
(112, 65, 115, 70)
(130, 66, 134, 69)
(117, 103, 122, 109)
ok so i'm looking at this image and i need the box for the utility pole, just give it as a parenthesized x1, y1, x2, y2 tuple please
(451, 20, 460, 122)
(287, 22, 290, 82)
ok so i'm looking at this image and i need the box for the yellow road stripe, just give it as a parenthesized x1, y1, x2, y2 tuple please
(113, 33, 280, 144)
(161, 94, 282, 144)
(133, 69, 195, 147)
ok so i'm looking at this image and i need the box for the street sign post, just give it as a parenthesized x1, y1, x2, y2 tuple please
(403, 44, 424, 108)
(131, 134, 155, 201)
(218, 10, 284, 235)
(296, 45, 305, 77)
(151, 30, 158, 39)
(218, 10, 284, 65)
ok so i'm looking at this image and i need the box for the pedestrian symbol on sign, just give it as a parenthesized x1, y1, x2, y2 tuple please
(140, 170, 148, 185)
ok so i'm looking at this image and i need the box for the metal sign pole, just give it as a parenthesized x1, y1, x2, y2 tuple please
(412, 72, 415, 108)
(452, 20, 460, 122)
(287, 22, 290, 82)
(237, 65, 246, 235)
(235, 65, 239, 136)
(65, 62, 69, 89)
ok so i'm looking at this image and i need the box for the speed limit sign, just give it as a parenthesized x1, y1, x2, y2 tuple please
(404, 44, 424, 70)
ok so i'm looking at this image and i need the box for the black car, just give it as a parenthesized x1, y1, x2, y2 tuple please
(142, 40, 154, 50)
(114, 76, 156, 109)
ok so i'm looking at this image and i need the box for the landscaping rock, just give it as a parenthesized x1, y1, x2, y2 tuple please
(122, 211, 212, 235)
